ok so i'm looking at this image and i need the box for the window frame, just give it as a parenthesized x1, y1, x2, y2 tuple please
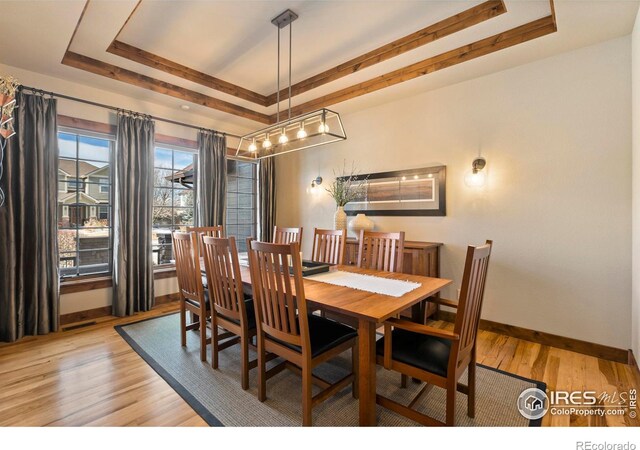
(58, 127, 115, 280)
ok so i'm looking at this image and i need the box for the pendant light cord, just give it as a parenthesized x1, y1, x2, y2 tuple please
(276, 26, 280, 124)
(288, 21, 292, 123)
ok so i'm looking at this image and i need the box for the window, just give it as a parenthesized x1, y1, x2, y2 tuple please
(99, 178, 110, 193)
(98, 206, 109, 220)
(226, 160, 257, 253)
(57, 131, 113, 278)
(67, 178, 84, 192)
(152, 146, 197, 265)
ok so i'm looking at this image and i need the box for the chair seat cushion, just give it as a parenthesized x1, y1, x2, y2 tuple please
(217, 298, 256, 330)
(184, 291, 211, 311)
(271, 315, 357, 358)
(376, 328, 452, 377)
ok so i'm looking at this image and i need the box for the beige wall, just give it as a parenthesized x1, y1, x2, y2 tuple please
(276, 36, 632, 349)
(60, 277, 178, 315)
(632, 9, 640, 359)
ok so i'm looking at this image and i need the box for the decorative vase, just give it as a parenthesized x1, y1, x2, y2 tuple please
(334, 206, 347, 231)
(348, 213, 374, 237)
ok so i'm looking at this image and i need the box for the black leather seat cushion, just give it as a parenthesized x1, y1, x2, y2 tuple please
(217, 298, 257, 330)
(376, 328, 452, 378)
(184, 290, 211, 310)
(270, 315, 357, 358)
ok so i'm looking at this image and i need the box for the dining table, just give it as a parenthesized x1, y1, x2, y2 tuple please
(202, 258, 452, 426)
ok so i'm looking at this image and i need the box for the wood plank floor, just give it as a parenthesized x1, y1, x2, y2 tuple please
(0, 302, 638, 427)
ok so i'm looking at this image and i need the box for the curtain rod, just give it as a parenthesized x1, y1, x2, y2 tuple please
(19, 85, 242, 139)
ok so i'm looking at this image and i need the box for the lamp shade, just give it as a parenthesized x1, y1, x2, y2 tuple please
(236, 108, 346, 160)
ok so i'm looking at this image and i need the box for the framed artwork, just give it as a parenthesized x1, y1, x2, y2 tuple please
(341, 165, 446, 216)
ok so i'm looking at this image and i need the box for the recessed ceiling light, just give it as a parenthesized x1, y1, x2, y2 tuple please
(180, 104, 190, 110)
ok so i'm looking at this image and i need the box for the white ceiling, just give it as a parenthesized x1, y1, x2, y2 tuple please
(0, 0, 638, 130)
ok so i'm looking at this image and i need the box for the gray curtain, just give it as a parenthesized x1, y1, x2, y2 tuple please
(258, 157, 276, 242)
(112, 113, 155, 316)
(196, 131, 226, 227)
(0, 92, 60, 342)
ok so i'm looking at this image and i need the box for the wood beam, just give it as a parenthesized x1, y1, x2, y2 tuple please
(265, 0, 507, 105)
(278, 15, 557, 119)
(61, 51, 272, 124)
(107, 40, 270, 107)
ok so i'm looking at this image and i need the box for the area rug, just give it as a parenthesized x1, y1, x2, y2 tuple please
(115, 313, 545, 427)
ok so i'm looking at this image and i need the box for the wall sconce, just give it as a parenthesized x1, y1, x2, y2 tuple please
(464, 157, 486, 188)
(309, 176, 323, 195)
(311, 176, 323, 188)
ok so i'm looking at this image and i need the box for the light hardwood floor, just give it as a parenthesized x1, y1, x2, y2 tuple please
(0, 302, 638, 427)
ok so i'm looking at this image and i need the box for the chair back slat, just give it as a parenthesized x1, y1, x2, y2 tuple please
(201, 235, 247, 324)
(357, 230, 405, 273)
(311, 228, 346, 265)
(273, 226, 303, 245)
(187, 226, 225, 256)
(454, 240, 493, 361)
(172, 232, 204, 303)
(248, 240, 310, 350)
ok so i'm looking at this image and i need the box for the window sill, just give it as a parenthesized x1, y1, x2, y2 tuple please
(60, 267, 177, 294)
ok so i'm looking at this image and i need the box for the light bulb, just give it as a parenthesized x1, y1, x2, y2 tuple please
(262, 134, 272, 149)
(318, 122, 329, 133)
(297, 122, 307, 139)
(248, 139, 257, 152)
(278, 129, 288, 144)
(464, 170, 486, 188)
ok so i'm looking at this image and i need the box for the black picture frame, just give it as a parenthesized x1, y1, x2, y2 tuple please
(339, 165, 446, 217)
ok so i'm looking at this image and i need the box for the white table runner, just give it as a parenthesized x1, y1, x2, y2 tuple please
(305, 270, 421, 298)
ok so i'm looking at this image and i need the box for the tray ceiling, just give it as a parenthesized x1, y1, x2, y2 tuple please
(0, 0, 638, 129)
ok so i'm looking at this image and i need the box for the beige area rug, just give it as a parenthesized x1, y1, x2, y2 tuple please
(116, 313, 544, 427)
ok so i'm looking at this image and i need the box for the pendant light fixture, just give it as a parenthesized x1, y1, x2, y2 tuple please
(236, 9, 346, 160)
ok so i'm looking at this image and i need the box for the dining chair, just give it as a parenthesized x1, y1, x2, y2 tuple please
(201, 235, 256, 390)
(375, 240, 493, 426)
(310, 228, 346, 265)
(186, 226, 225, 255)
(247, 239, 358, 426)
(172, 231, 210, 362)
(273, 226, 303, 245)
(187, 225, 225, 288)
(357, 230, 405, 273)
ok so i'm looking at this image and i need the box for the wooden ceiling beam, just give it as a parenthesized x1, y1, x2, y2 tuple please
(61, 51, 272, 124)
(277, 15, 557, 120)
(265, 0, 507, 105)
(106, 40, 270, 107)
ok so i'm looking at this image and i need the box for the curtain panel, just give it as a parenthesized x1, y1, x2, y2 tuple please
(0, 91, 60, 342)
(196, 131, 226, 227)
(258, 158, 276, 242)
(112, 113, 155, 316)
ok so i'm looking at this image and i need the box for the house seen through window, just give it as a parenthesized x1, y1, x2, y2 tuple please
(57, 131, 113, 277)
(152, 146, 197, 265)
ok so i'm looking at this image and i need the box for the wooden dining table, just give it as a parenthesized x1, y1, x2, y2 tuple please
(203, 260, 451, 426)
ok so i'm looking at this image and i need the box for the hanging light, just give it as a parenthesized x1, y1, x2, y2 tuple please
(236, 9, 346, 160)
(262, 133, 272, 149)
(296, 121, 307, 139)
(318, 121, 329, 134)
(278, 128, 288, 144)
